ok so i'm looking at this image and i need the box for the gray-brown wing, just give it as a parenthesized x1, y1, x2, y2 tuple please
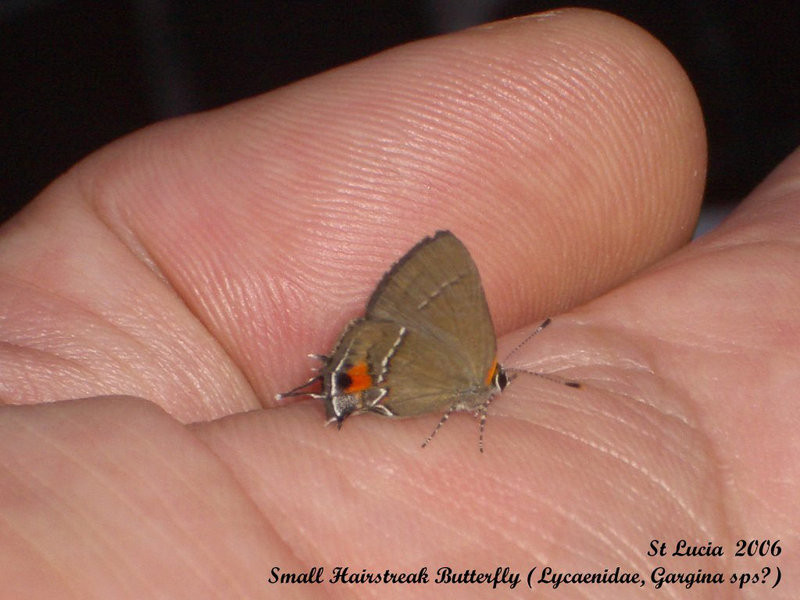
(379, 328, 496, 416)
(324, 318, 407, 387)
(366, 231, 497, 394)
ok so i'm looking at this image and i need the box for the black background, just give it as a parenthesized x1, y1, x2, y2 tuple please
(2, 1, 798, 228)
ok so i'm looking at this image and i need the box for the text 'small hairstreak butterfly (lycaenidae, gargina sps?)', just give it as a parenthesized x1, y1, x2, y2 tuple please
(276, 230, 579, 452)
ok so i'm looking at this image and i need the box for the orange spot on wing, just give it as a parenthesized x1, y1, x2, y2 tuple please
(345, 362, 373, 393)
(485, 359, 498, 385)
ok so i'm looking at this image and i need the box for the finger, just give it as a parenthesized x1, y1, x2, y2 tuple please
(569, 145, 800, 423)
(558, 146, 800, 535)
(241, 9, 702, 398)
(0, 9, 704, 420)
(0, 398, 310, 597)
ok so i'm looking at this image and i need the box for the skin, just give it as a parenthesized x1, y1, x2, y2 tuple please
(0, 8, 796, 599)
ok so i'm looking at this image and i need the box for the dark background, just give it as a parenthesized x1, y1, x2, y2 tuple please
(2, 1, 798, 231)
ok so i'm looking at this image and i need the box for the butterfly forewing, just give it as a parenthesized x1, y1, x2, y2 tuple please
(366, 231, 496, 384)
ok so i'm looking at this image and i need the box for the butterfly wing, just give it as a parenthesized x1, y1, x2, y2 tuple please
(324, 318, 407, 388)
(366, 231, 497, 409)
(378, 327, 496, 416)
(320, 318, 408, 422)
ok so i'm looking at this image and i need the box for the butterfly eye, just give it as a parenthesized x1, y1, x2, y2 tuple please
(495, 368, 508, 390)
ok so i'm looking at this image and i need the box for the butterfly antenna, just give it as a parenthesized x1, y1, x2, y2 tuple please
(505, 367, 581, 389)
(504, 318, 581, 388)
(505, 318, 552, 361)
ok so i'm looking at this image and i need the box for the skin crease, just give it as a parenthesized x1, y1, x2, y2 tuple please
(0, 7, 797, 599)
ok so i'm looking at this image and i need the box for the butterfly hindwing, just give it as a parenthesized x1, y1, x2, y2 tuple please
(378, 327, 494, 416)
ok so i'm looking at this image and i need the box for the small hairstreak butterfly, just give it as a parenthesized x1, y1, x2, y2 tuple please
(277, 230, 576, 451)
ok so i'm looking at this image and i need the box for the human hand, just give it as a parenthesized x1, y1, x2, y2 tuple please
(1, 9, 795, 598)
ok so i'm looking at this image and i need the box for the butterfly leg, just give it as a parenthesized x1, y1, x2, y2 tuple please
(421, 404, 458, 449)
(477, 405, 487, 454)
